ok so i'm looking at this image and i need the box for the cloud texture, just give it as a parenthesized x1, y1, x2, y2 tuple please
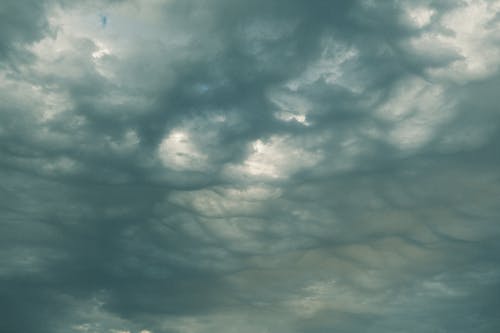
(1, 0, 500, 332)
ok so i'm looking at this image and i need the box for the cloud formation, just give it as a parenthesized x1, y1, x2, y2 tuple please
(1, 0, 500, 332)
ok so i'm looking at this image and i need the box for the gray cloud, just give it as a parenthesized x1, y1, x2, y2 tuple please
(1, 0, 500, 332)
(0, 1, 50, 64)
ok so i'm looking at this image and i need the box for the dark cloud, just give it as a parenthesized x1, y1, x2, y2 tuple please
(0, 1, 50, 64)
(1, 0, 500, 332)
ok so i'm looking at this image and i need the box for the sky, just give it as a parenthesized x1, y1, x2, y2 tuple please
(1, 0, 500, 332)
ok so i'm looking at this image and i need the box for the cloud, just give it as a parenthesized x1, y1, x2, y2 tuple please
(0, 1, 50, 64)
(1, 0, 500, 332)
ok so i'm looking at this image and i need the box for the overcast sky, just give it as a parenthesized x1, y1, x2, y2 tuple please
(1, 0, 500, 332)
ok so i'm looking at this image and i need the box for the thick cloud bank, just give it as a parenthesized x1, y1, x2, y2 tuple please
(1, 0, 500, 332)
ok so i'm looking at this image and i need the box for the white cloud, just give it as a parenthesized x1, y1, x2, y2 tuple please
(158, 129, 208, 172)
(286, 39, 360, 92)
(411, 0, 500, 81)
(376, 77, 453, 150)
(404, 5, 435, 28)
(225, 135, 321, 179)
(269, 89, 311, 125)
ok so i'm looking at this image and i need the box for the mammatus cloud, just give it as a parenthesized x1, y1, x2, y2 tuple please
(1, 0, 500, 332)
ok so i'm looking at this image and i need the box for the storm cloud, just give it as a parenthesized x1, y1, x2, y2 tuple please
(1, 0, 500, 332)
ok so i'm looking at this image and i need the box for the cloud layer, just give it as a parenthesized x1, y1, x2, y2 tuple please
(1, 0, 500, 332)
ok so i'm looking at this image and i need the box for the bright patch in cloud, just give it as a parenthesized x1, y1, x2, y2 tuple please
(405, 6, 435, 28)
(410, 0, 500, 81)
(158, 129, 208, 171)
(227, 135, 321, 179)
